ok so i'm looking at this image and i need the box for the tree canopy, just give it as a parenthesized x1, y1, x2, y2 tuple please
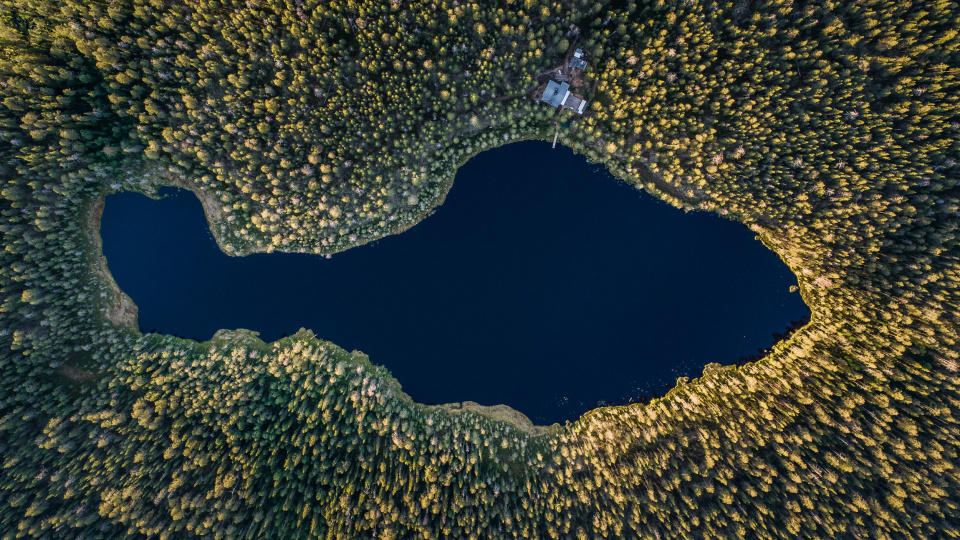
(0, 0, 958, 537)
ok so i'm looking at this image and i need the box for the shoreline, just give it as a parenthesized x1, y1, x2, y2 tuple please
(81, 135, 819, 435)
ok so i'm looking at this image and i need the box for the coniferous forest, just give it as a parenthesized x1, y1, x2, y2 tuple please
(1, 0, 959, 537)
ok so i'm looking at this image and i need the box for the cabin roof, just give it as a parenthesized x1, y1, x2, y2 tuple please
(569, 54, 587, 70)
(540, 79, 589, 115)
(565, 94, 584, 113)
(540, 80, 570, 108)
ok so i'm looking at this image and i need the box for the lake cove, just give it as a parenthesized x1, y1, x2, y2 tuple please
(101, 141, 810, 425)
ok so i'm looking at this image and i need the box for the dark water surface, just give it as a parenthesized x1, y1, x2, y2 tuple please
(101, 141, 810, 424)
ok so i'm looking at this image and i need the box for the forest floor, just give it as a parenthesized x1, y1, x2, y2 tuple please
(57, 364, 97, 382)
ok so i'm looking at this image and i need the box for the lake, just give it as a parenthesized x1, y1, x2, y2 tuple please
(101, 141, 810, 424)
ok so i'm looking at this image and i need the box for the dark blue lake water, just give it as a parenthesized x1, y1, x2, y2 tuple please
(101, 141, 809, 424)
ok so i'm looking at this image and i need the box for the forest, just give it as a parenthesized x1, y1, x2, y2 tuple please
(0, 0, 959, 538)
